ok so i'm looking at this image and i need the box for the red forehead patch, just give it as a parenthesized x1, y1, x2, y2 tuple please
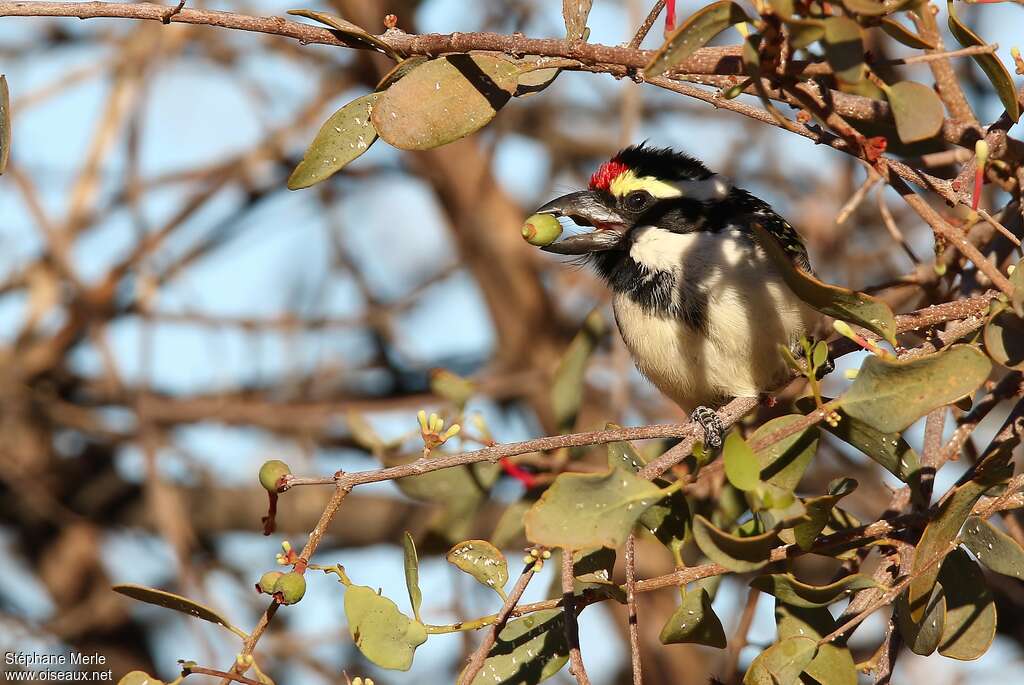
(589, 159, 630, 191)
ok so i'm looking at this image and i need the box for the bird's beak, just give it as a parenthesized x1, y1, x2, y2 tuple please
(532, 190, 627, 255)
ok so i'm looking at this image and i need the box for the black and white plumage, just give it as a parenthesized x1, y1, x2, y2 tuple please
(533, 145, 820, 444)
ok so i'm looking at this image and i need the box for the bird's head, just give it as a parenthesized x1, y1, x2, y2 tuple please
(533, 144, 733, 255)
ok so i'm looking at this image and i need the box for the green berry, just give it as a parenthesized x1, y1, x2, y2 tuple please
(274, 571, 306, 605)
(259, 459, 291, 492)
(521, 213, 562, 247)
(117, 672, 164, 685)
(256, 570, 283, 594)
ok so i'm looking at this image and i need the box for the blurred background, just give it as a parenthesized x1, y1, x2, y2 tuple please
(0, 1, 1022, 683)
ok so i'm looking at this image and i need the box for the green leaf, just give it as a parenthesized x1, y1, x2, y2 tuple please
(447, 540, 509, 597)
(896, 582, 946, 655)
(1009, 258, 1024, 316)
(750, 221, 896, 343)
(344, 584, 428, 671)
(644, 2, 751, 78)
(429, 368, 476, 407)
(724, 430, 761, 491)
(659, 588, 727, 647)
(823, 17, 865, 84)
(885, 81, 945, 143)
(562, 0, 593, 40)
(938, 548, 997, 660)
(841, 0, 893, 15)
(287, 93, 379, 190)
(387, 453, 498, 543)
(752, 414, 820, 493)
(743, 636, 818, 685)
(792, 477, 857, 550)
(692, 515, 780, 572)
(402, 532, 422, 621)
(750, 573, 876, 608)
(984, 301, 1024, 370)
(491, 500, 531, 549)
(371, 54, 519, 150)
(112, 584, 247, 639)
(796, 397, 921, 484)
(287, 9, 400, 59)
(784, 18, 826, 50)
(963, 516, 1024, 579)
(907, 453, 1011, 622)
(879, 17, 935, 50)
(377, 56, 430, 90)
(572, 547, 616, 586)
(775, 603, 857, 685)
(552, 310, 606, 431)
(947, 1, 1019, 122)
(607, 432, 648, 472)
(842, 345, 991, 434)
(514, 57, 561, 97)
(524, 466, 663, 549)
(466, 609, 569, 684)
(0, 75, 9, 175)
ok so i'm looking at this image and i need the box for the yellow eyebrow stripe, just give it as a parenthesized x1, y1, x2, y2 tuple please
(609, 170, 683, 199)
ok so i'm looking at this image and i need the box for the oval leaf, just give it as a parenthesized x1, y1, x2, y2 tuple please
(887, 81, 945, 143)
(896, 582, 946, 655)
(372, 54, 518, 150)
(659, 588, 727, 647)
(466, 609, 568, 684)
(692, 515, 780, 572)
(984, 302, 1024, 370)
(287, 92, 379, 190)
(112, 584, 246, 639)
(524, 466, 663, 549)
(344, 584, 427, 671)
(750, 573, 876, 608)
(823, 17, 865, 84)
(403, 532, 422, 621)
(724, 429, 761, 492)
(775, 603, 857, 685)
(963, 516, 1024, 578)
(792, 477, 857, 550)
(784, 18, 826, 50)
(552, 310, 606, 431)
(907, 452, 1011, 622)
(514, 57, 561, 97)
(842, 345, 991, 433)
(879, 18, 935, 50)
(0, 75, 9, 175)
(743, 636, 818, 685)
(947, 1, 1019, 122)
(938, 548, 997, 660)
(447, 539, 509, 596)
(644, 1, 751, 78)
(750, 221, 897, 343)
(752, 414, 820, 493)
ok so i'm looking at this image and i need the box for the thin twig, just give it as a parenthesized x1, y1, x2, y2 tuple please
(628, 0, 666, 49)
(459, 564, 538, 685)
(722, 588, 760, 683)
(624, 534, 642, 685)
(561, 551, 591, 685)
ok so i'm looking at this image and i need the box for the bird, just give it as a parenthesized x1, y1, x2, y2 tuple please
(531, 144, 822, 448)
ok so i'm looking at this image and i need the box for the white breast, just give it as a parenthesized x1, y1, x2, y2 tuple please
(613, 227, 817, 412)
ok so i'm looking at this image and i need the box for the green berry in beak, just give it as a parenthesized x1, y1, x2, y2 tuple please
(257, 570, 283, 594)
(521, 213, 562, 247)
(259, 459, 291, 492)
(274, 571, 307, 605)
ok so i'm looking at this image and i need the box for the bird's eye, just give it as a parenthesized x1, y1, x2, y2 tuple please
(623, 190, 653, 212)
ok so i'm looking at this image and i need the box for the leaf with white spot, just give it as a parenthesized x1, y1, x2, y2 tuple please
(446, 539, 509, 598)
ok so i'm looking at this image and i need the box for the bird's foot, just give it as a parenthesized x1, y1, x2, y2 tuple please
(691, 405, 724, 450)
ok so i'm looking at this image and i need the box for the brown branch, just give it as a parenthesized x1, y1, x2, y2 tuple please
(459, 563, 537, 685)
(624, 534, 642, 685)
(628, 0, 666, 49)
(561, 551, 591, 685)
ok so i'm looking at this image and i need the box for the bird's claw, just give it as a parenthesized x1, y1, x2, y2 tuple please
(691, 406, 724, 450)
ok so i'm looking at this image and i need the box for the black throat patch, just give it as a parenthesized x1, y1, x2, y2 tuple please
(591, 250, 710, 331)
